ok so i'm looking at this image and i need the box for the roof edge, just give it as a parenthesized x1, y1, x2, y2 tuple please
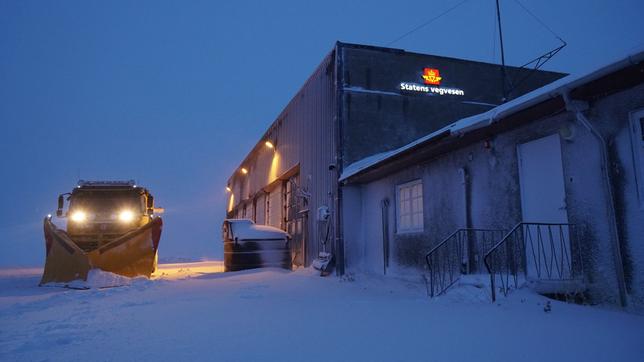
(226, 48, 337, 185)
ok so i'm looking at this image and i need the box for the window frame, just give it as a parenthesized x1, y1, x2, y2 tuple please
(395, 179, 425, 234)
(265, 194, 270, 226)
(629, 109, 644, 209)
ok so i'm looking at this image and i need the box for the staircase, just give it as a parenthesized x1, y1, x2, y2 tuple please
(426, 223, 585, 301)
(484, 222, 585, 301)
(425, 228, 505, 297)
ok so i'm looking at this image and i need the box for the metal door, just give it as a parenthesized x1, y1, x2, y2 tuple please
(285, 176, 306, 267)
(517, 134, 570, 278)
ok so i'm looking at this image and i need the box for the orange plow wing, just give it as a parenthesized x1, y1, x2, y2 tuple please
(40, 217, 163, 285)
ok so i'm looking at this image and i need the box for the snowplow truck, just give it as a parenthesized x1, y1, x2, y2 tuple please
(40, 180, 163, 285)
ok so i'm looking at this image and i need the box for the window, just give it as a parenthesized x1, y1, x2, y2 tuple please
(396, 180, 424, 233)
(630, 110, 644, 208)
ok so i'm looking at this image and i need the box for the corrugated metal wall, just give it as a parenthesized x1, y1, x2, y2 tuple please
(227, 50, 337, 265)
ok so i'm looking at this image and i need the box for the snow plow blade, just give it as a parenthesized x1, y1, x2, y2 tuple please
(40, 217, 163, 285)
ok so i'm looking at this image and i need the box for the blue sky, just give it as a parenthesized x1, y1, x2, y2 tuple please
(1, 0, 643, 266)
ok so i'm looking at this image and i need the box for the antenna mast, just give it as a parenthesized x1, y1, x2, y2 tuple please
(495, 0, 508, 102)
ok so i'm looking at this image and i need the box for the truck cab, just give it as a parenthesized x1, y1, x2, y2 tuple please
(57, 180, 162, 251)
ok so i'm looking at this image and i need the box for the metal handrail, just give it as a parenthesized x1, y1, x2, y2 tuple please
(425, 228, 505, 297)
(484, 222, 583, 302)
(425, 229, 460, 298)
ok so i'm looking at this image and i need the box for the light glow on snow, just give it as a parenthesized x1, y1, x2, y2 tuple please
(152, 260, 224, 280)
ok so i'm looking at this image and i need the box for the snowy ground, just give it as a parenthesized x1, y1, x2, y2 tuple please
(1, 263, 644, 362)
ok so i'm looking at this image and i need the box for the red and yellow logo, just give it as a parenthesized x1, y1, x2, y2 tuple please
(422, 68, 442, 85)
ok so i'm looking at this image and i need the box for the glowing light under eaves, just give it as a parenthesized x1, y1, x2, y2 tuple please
(269, 151, 280, 184)
(228, 193, 235, 212)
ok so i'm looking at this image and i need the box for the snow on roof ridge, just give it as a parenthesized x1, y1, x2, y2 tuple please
(340, 46, 644, 182)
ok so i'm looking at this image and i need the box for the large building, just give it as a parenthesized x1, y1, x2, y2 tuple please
(225, 42, 564, 272)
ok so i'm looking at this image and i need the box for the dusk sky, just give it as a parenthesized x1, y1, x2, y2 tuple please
(1, 0, 643, 267)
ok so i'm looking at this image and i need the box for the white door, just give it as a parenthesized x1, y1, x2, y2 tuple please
(255, 195, 265, 224)
(517, 134, 570, 279)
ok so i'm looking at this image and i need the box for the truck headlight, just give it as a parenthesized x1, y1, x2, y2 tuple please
(119, 210, 135, 223)
(70, 210, 87, 223)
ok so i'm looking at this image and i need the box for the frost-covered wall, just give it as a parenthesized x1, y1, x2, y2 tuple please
(343, 83, 644, 306)
(589, 83, 644, 307)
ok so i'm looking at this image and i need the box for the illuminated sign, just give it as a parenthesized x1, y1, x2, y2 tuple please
(400, 67, 464, 96)
(422, 68, 442, 85)
(400, 82, 464, 95)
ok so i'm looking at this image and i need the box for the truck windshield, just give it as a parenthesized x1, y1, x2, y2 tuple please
(69, 190, 144, 213)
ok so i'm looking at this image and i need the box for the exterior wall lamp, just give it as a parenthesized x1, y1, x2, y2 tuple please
(265, 140, 275, 150)
(226, 186, 232, 192)
(240, 167, 248, 175)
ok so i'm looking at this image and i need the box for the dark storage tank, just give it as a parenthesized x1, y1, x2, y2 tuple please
(222, 219, 291, 272)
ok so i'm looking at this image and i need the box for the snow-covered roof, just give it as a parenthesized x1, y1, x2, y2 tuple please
(340, 46, 644, 182)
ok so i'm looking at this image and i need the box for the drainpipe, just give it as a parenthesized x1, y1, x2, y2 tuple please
(381, 199, 390, 275)
(563, 92, 628, 307)
(333, 42, 345, 276)
(459, 167, 474, 273)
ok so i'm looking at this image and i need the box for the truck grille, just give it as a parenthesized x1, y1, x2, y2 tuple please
(71, 233, 125, 252)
